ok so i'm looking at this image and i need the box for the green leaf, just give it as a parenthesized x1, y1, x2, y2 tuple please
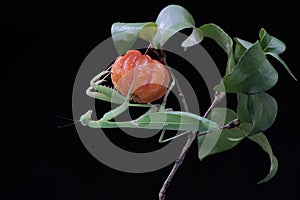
(238, 122, 253, 135)
(181, 28, 203, 49)
(199, 23, 234, 74)
(235, 29, 296, 81)
(259, 28, 286, 55)
(248, 92, 277, 135)
(234, 38, 252, 62)
(137, 111, 219, 132)
(200, 23, 232, 55)
(249, 133, 279, 184)
(111, 22, 157, 55)
(153, 5, 195, 47)
(214, 41, 278, 93)
(138, 23, 158, 41)
(236, 92, 277, 136)
(198, 108, 245, 160)
(226, 48, 235, 74)
(235, 37, 252, 49)
(237, 93, 251, 123)
(266, 52, 297, 81)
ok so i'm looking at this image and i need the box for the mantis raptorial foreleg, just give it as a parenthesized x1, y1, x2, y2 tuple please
(81, 66, 153, 127)
(86, 67, 153, 107)
(80, 63, 219, 133)
(86, 68, 125, 104)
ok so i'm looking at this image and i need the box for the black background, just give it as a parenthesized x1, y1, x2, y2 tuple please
(4, 1, 299, 199)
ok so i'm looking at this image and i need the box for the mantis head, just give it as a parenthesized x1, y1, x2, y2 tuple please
(80, 110, 93, 126)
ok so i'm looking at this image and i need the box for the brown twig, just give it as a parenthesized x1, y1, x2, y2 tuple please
(159, 76, 196, 200)
(174, 78, 190, 113)
(156, 48, 226, 200)
(158, 133, 196, 200)
(159, 86, 226, 200)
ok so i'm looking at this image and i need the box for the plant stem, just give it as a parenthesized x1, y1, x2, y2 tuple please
(159, 91, 225, 200)
(174, 78, 190, 113)
(158, 78, 195, 200)
(156, 48, 225, 200)
(159, 133, 196, 200)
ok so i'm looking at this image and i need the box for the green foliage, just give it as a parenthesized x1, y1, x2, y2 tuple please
(82, 4, 296, 184)
(111, 5, 196, 53)
(111, 22, 157, 55)
(266, 52, 297, 80)
(237, 94, 252, 123)
(153, 5, 195, 48)
(237, 92, 278, 136)
(259, 28, 286, 54)
(247, 92, 278, 135)
(181, 28, 203, 49)
(249, 133, 279, 184)
(198, 108, 245, 160)
(214, 41, 278, 93)
(200, 23, 232, 55)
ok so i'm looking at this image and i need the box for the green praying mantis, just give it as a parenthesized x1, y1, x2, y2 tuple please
(80, 64, 220, 142)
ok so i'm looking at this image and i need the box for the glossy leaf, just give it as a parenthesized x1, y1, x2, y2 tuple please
(138, 23, 158, 41)
(237, 92, 277, 136)
(200, 23, 232, 55)
(248, 92, 277, 135)
(200, 23, 234, 73)
(214, 41, 278, 93)
(238, 122, 253, 135)
(111, 22, 157, 55)
(137, 111, 219, 132)
(234, 37, 252, 62)
(198, 108, 245, 160)
(153, 5, 195, 47)
(259, 28, 286, 55)
(181, 28, 203, 49)
(235, 37, 252, 49)
(266, 52, 297, 81)
(249, 132, 279, 184)
(226, 49, 235, 74)
(237, 93, 251, 123)
(259, 28, 297, 80)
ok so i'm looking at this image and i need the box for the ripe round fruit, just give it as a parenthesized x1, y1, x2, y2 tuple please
(111, 50, 170, 103)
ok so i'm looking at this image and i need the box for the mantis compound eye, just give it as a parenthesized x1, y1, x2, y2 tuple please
(110, 50, 170, 103)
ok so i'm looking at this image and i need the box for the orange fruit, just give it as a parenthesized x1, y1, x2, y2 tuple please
(111, 50, 170, 103)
